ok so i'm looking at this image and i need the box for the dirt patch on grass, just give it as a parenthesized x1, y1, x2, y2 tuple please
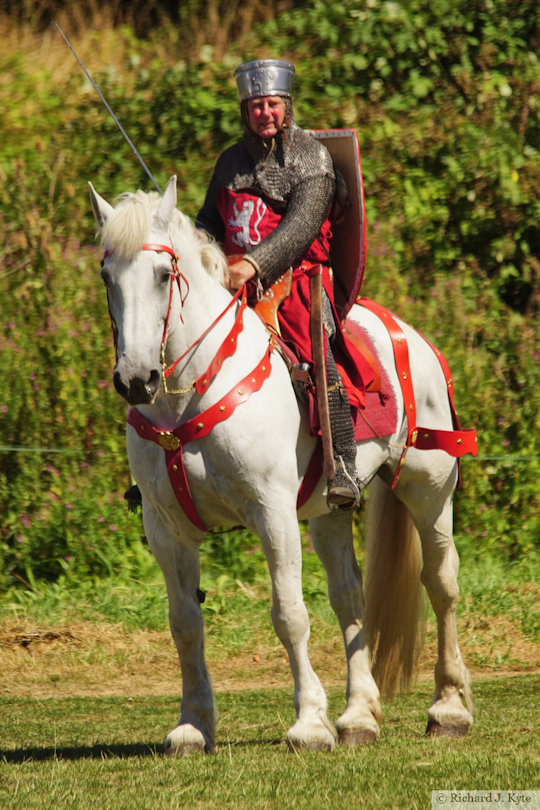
(0, 616, 537, 699)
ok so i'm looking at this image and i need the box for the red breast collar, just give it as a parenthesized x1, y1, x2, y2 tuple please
(127, 333, 277, 531)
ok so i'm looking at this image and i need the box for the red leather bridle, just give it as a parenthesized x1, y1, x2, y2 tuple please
(102, 242, 246, 396)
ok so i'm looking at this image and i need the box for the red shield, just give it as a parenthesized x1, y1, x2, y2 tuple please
(310, 129, 366, 319)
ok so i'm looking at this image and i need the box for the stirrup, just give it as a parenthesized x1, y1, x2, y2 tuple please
(124, 484, 142, 512)
(327, 456, 362, 512)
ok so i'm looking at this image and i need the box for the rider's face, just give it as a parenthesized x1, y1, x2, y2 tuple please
(246, 96, 286, 138)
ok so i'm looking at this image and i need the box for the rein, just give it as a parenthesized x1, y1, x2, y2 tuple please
(162, 285, 247, 395)
(103, 242, 247, 397)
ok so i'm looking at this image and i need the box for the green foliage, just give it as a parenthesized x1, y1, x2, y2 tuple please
(263, 0, 539, 311)
(0, 1, 538, 592)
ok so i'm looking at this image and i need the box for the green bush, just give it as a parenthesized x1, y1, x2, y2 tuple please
(0, 0, 537, 590)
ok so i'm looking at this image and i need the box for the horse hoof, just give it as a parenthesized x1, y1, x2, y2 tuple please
(287, 739, 334, 753)
(426, 720, 469, 738)
(164, 740, 208, 756)
(163, 725, 210, 756)
(338, 728, 378, 747)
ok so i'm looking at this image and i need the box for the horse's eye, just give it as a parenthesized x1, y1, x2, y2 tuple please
(100, 268, 112, 288)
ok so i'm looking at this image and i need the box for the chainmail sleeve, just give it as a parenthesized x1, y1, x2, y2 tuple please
(247, 173, 335, 283)
(196, 126, 336, 282)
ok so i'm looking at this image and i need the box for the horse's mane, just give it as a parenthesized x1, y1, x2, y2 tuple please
(100, 189, 227, 283)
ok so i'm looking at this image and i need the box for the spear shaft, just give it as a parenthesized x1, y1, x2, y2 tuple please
(55, 22, 162, 194)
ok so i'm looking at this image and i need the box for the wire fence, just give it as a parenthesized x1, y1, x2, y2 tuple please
(0, 444, 538, 464)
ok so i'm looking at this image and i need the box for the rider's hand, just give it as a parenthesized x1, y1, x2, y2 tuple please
(226, 258, 256, 290)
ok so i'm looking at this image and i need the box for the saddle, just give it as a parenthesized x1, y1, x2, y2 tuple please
(253, 272, 477, 495)
(253, 269, 381, 394)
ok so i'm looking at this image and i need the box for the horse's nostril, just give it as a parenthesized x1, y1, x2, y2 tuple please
(113, 369, 160, 404)
(145, 369, 161, 397)
(113, 370, 129, 399)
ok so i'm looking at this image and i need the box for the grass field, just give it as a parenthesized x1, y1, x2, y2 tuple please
(1, 677, 538, 810)
(0, 551, 538, 810)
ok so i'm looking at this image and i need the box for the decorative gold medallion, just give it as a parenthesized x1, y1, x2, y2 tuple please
(158, 432, 180, 451)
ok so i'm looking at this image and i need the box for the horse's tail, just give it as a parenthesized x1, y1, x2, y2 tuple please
(364, 477, 425, 698)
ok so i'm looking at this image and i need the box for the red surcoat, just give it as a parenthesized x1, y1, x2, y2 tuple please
(216, 187, 374, 426)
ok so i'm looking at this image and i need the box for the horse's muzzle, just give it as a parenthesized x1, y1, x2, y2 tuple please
(113, 368, 161, 405)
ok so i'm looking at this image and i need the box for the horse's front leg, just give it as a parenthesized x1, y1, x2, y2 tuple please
(143, 505, 215, 754)
(258, 508, 337, 751)
(310, 511, 382, 745)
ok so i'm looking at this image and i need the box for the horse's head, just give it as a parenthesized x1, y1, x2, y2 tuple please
(90, 175, 227, 406)
(89, 176, 182, 405)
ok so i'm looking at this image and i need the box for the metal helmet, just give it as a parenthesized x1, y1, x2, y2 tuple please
(234, 59, 295, 102)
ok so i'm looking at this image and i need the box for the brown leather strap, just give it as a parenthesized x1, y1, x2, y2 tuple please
(310, 267, 336, 481)
(252, 269, 292, 334)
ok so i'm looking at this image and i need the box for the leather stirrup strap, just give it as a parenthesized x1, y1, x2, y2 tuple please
(310, 267, 336, 481)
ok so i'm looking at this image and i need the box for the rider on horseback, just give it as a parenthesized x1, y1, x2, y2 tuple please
(197, 59, 371, 510)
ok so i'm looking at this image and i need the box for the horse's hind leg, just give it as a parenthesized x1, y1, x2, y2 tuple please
(403, 476, 473, 736)
(257, 508, 337, 751)
(310, 511, 382, 745)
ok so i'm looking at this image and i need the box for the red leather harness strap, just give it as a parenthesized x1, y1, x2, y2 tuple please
(163, 287, 247, 392)
(127, 334, 277, 531)
(194, 289, 247, 394)
(408, 426, 478, 456)
(358, 298, 477, 488)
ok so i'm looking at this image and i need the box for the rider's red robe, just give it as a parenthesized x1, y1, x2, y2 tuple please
(217, 188, 375, 429)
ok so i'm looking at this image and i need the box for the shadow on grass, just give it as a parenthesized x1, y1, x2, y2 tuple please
(1, 738, 285, 763)
(1, 742, 162, 763)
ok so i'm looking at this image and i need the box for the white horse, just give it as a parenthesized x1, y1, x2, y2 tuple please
(89, 175, 474, 754)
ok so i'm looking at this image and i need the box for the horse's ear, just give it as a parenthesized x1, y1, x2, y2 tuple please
(153, 175, 177, 230)
(88, 182, 114, 229)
